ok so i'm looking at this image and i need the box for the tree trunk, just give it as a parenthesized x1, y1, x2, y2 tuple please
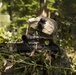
(38, 0, 47, 17)
(7, 1, 12, 20)
(37, 0, 51, 18)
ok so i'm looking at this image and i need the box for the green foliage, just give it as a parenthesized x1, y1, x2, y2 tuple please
(0, 54, 4, 71)
(1, 0, 40, 43)
(0, 46, 72, 75)
(47, 0, 57, 11)
(0, 36, 5, 43)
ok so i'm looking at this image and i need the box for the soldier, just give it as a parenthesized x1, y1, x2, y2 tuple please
(28, 16, 58, 43)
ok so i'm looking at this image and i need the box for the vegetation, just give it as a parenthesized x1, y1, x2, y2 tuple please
(0, 0, 76, 75)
